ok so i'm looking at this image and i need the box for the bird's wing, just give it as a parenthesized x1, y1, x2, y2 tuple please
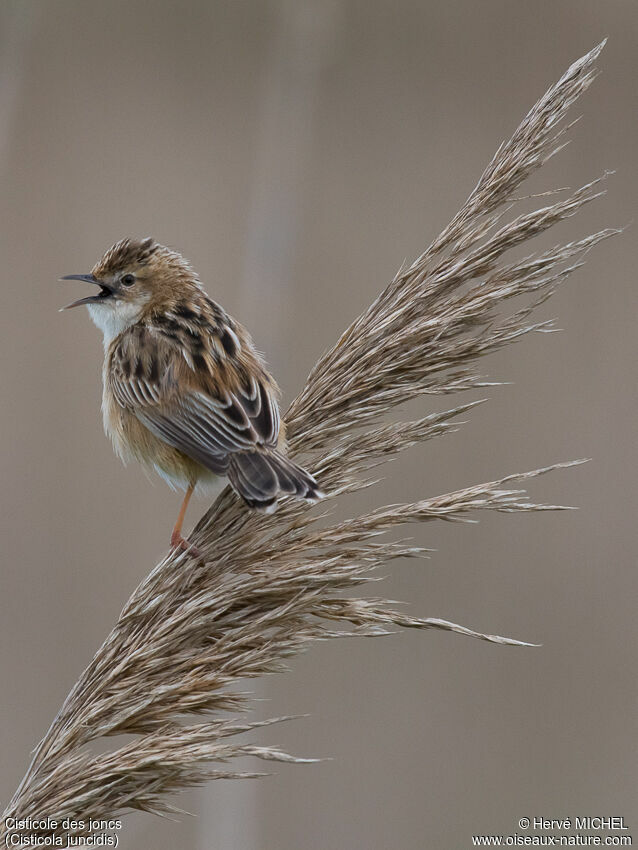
(108, 317, 281, 475)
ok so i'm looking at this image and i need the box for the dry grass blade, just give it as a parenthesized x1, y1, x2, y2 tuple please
(1, 41, 614, 841)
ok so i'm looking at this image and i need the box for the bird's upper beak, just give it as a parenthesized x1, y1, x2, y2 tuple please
(59, 274, 116, 310)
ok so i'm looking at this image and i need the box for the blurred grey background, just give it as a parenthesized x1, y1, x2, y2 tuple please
(0, 1, 635, 848)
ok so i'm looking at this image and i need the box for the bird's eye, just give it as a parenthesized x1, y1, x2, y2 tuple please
(121, 274, 135, 287)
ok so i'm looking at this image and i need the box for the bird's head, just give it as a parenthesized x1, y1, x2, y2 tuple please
(61, 237, 199, 341)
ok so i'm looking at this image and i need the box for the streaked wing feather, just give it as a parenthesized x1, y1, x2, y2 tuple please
(109, 320, 281, 475)
(136, 408, 230, 474)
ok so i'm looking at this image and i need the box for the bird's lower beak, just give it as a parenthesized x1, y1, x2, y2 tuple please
(59, 274, 116, 309)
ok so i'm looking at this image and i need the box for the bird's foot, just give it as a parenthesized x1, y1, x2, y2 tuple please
(170, 531, 202, 559)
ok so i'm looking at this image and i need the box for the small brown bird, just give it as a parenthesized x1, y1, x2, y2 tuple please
(61, 237, 321, 553)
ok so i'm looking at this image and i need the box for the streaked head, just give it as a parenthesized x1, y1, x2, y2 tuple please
(61, 237, 199, 341)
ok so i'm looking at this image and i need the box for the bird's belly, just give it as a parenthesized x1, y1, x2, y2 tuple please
(103, 394, 222, 493)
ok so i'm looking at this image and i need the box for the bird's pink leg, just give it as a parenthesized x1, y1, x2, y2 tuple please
(170, 482, 201, 557)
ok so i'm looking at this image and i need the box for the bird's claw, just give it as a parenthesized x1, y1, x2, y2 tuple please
(170, 532, 203, 559)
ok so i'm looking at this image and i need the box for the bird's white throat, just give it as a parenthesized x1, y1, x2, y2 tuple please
(87, 299, 148, 347)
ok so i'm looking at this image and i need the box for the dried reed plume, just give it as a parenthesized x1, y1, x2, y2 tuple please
(2, 41, 614, 842)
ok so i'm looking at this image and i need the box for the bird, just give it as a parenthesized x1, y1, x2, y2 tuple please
(61, 237, 322, 554)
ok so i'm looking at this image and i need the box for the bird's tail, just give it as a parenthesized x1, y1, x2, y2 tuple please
(227, 448, 323, 513)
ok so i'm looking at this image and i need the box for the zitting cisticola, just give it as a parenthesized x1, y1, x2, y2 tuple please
(61, 237, 321, 553)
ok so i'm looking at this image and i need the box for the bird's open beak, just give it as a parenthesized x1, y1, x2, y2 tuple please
(59, 274, 116, 310)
